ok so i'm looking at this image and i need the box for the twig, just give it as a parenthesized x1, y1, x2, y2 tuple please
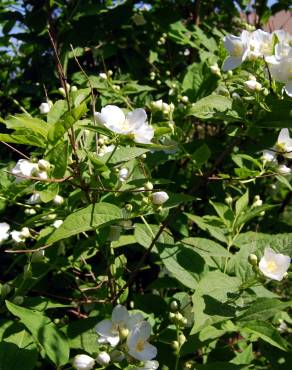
(1, 141, 30, 159)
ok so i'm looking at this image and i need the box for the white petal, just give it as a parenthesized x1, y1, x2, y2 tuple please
(126, 108, 147, 129)
(128, 342, 157, 362)
(127, 312, 144, 330)
(112, 305, 129, 325)
(278, 128, 291, 144)
(95, 105, 126, 133)
(284, 80, 292, 97)
(133, 124, 154, 144)
(222, 56, 243, 71)
(96, 319, 117, 338)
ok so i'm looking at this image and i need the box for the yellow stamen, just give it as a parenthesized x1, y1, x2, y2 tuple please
(135, 339, 145, 352)
(266, 260, 277, 273)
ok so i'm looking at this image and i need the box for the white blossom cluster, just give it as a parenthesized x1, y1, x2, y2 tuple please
(73, 305, 158, 370)
(222, 29, 292, 96)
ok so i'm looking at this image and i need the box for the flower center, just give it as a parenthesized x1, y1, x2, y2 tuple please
(121, 119, 131, 131)
(266, 260, 277, 273)
(135, 339, 145, 352)
(232, 43, 243, 57)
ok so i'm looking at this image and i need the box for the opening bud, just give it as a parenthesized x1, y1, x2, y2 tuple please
(96, 351, 110, 366)
(248, 254, 258, 266)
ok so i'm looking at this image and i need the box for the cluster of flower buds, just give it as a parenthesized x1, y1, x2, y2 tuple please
(11, 159, 51, 182)
(150, 100, 174, 115)
(248, 248, 290, 281)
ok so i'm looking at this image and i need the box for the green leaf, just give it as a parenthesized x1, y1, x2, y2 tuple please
(35, 183, 59, 203)
(191, 271, 241, 333)
(100, 147, 149, 164)
(47, 100, 67, 125)
(210, 201, 234, 227)
(42, 202, 123, 245)
(235, 190, 249, 216)
(0, 132, 46, 147)
(3, 114, 48, 138)
(157, 243, 207, 289)
(234, 204, 276, 228)
(241, 320, 289, 351)
(66, 317, 100, 354)
(5, 301, 69, 366)
(46, 141, 69, 178)
(185, 213, 228, 243)
(192, 144, 211, 169)
(134, 223, 173, 251)
(237, 298, 292, 322)
(48, 102, 87, 144)
(188, 95, 234, 120)
(256, 97, 292, 128)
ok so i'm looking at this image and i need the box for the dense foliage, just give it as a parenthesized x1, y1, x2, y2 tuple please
(0, 1, 292, 369)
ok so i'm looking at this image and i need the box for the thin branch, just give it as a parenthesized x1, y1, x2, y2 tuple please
(1, 141, 30, 159)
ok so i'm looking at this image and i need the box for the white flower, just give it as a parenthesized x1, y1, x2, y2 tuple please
(275, 128, 292, 159)
(72, 354, 95, 370)
(37, 171, 48, 180)
(53, 195, 64, 205)
(119, 168, 129, 182)
(11, 159, 39, 181)
(96, 305, 144, 346)
(39, 102, 51, 114)
(99, 72, 107, 79)
(151, 191, 169, 205)
(53, 220, 63, 229)
(127, 321, 157, 362)
(248, 29, 274, 59)
(96, 351, 111, 366)
(133, 360, 159, 370)
(259, 248, 290, 281)
(21, 227, 30, 238)
(276, 164, 291, 175)
(27, 193, 41, 205)
(95, 105, 153, 144)
(96, 305, 130, 346)
(267, 50, 292, 97)
(222, 30, 250, 71)
(244, 79, 262, 92)
(11, 230, 25, 243)
(261, 150, 277, 163)
(0, 222, 10, 244)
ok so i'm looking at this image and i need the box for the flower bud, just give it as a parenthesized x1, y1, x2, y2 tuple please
(118, 168, 129, 182)
(58, 87, 66, 96)
(210, 63, 221, 76)
(244, 80, 262, 92)
(71, 85, 78, 92)
(99, 72, 107, 79)
(283, 272, 289, 280)
(53, 195, 64, 205)
(39, 102, 51, 114)
(21, 227, 31, 238)
(277, 164, 291, 175)
(25, 208, 37, 215)
(169, 312, 176, 321)
(151, 191, 169, 205)
(171, 340, 179, 351)
(36, 171, 48, 180)
(170, 300, 179, 312)
(96, 351, 110, 366)
(119, 327, 129, 339)
(13, 295, 24, 305)
(178, 333, 186, 346)
(125, 204, 133, 212)
(248, 254, 258, 266)
(53, 220, 63, 229)
(1, 283, 12, 297)
(252, 195, 263, 207)
(72, 354, 95, 370)
(181, 95, 189, 103)
(108, 225, 121, 241)
(225, 195, 233, 205)
(38, 159, 50, 171)
(144, 181, 153, 191)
